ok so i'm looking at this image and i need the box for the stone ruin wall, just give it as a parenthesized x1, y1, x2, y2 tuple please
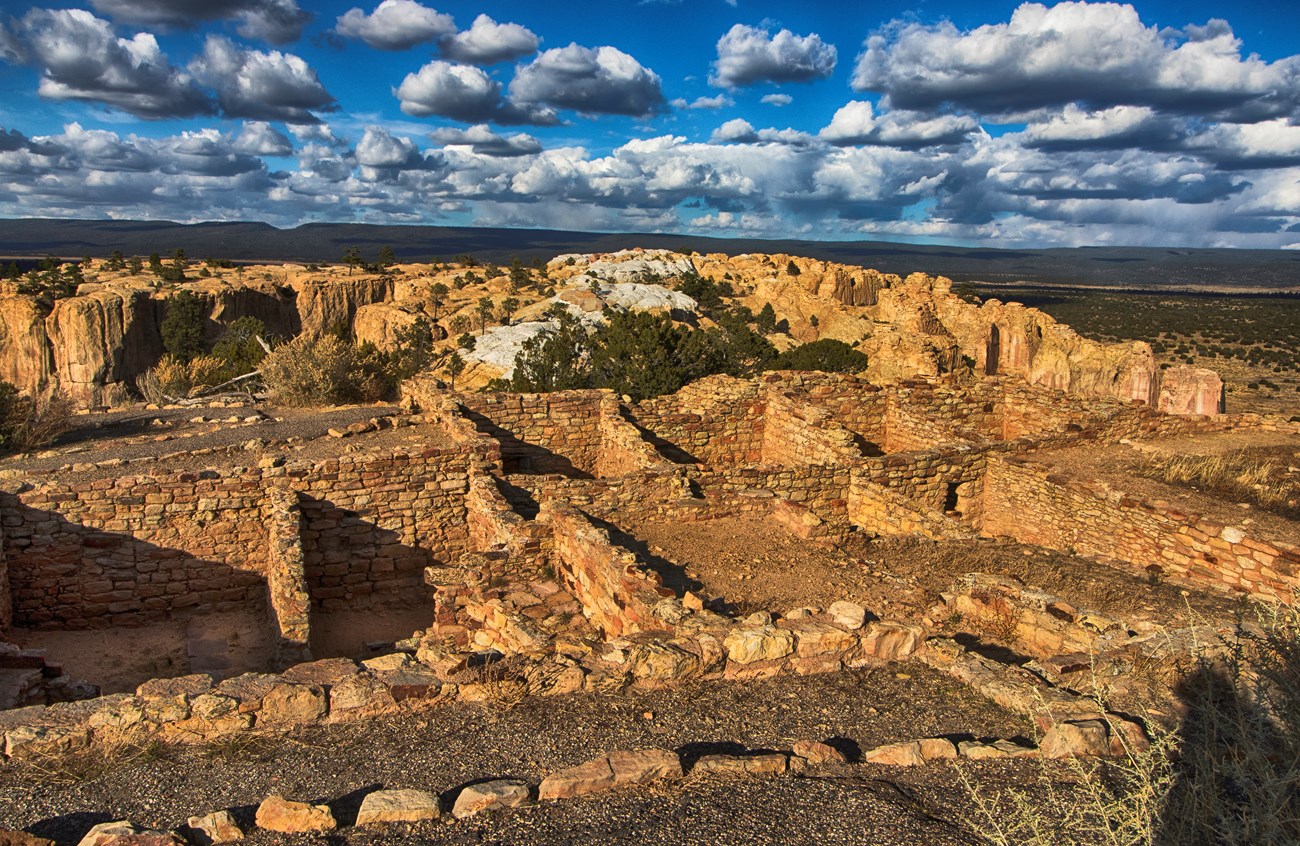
(0, 369, 1293, 761)
(0, 444, 476, 631)
(982, 454, 1300, 603)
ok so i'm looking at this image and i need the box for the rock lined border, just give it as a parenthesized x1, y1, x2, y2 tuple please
(1, 720, 1147, 846)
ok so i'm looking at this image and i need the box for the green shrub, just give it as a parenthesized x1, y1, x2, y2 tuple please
(769, 339, 868, 373)
(211, 316, 267, 380)
(160, 291, 206, 361)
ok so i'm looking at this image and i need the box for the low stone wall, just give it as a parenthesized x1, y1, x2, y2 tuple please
(847, 478, 976, 541)
(263, 489, 311, 669)
(982, 455, 1300, 602)
(545, 503, 674, 639)
(760, 391, 865, 466)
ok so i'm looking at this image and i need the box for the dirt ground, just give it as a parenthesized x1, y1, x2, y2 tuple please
(0, 401, 459, 485)
(0, 667, 1036, 846)
(627, 515, 1249, 628)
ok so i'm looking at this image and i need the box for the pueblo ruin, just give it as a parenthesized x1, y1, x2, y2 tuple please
(0, 250, 1294, 840)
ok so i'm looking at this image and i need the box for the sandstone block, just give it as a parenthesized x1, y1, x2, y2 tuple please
(863, 741, 924, 767)
(538, 757, 615, 800)
(723, 626, 794, 665)
(692, 752, 787, 777)
(184, 811, 243, 845)
(791, 740, 847, 765)
(356, 789, 441, 825)
(76, 822, 184, 846)
(451, 780, 533, 819)
(254, 796, 336, 833)
(257, 684, 327, 726)
(0, 831, 54, 846)
(918, 738, 958, 761)
(1041, 720, 1110, 759)
(608, 748, 683, 785)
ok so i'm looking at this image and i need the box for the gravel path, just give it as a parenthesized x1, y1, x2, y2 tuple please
(0, 667, 1031, 845)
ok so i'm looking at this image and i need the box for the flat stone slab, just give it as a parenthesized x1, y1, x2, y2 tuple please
(356, 788, 441, 825)
(451, 780, 533, 819)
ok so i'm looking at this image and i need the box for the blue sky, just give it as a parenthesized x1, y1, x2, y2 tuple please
(1, 0, 1299, 248)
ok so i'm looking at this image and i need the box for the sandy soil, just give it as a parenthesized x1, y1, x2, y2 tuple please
(0, 667, 1035, 846)
(626, 515, 1248, 628)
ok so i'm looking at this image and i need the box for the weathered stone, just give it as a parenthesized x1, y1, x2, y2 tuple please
(1041, 720, 1110, 759)
(184, 811, 243, 845)
(860, 622, 924, 661)
(356, 789, 441, 825)
(959, 739, 1038, 760)
(0, 831, 54, 846)
(257, 684, 327, 726)
(254, 796, 336, 833)
(918, 738, 958, 761)
(538, 757, 615, 800)
(827, 600, 867, 630)
(723, 626, 795, 665)
(863, 741, 924, 767)
(76, 822, 184, 846)
(608, 748, 684, 785)
(451, 780, 533, 819)
(791, 740, 848, 765)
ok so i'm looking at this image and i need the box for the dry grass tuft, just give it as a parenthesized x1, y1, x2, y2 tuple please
(962, 599, 1300, 846)
(1141, 450, 1299, 519)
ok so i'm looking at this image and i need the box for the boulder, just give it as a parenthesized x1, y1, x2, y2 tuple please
(863, 741, 924, 767)
(692, 753, 788, 777)
(827, 601, 867, 630)
(1041, 719, 1111, 759)
(723, 626, 794, 665)
(791, 740, 848, 766)
(539, 748, 681, 800)
(76, 822, 184, 846)
(256, 683, 327, 726)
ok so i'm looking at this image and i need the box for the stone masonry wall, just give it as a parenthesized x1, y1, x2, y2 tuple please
(457, 392, 607, 477)
(1, 444, 474, 628)
(545, 502, 675, 639)
(759, 391, 866, 466)
(982, 454, 1300, 602)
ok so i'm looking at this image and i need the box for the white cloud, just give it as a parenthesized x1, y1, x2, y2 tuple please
(16, 9, 211, 119)
(761, 93, 793, 106)
(190, 36, 336, 122)
(510, 44, 667, 117)
(395, 60, 557, 125)
(429, 124, 542, 157)
(90, 0, 309, 45)
(854, 2, 1300, 121)
(710, 23, 836, 88)
(671, 94, 734, 110)
(233, 121, 293, 156)
(335, 0, 454, 50)
(441, 14, 539, 65)
(821, 101, 977, 147)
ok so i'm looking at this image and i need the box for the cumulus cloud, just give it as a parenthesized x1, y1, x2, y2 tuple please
(14, 9, 212, 119)
(1185, 120, 1300, 170)
(189, 36, 336, 122)
(710, 118, 814, 146)
(710, 23, 836, 88)
(335, 0, 454, 50)
(821, 101, 977, 148)
(761, 93, 793, 106)
(853, 2, 1300, 121)
(510, 44, 667, 118)
(233, 121, 293, 156)
(395, 60, 557, 125)
(429, 124, 542, 157)
(1021, 104, 1186, 151)
(89, 0, 310, 45)
(671, 94, 734, 110)
(441, 14, 539, 65)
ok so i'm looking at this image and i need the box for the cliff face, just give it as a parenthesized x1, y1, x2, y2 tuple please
(0, 251, 1225, 415)
(692, 253, 1222, 415)
(0, 273, 392, 406)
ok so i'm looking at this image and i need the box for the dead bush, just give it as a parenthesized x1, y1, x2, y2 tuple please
(137, 355, 227, 404)
(259, 333, 357, 406)
(1141, 450, 1299, 519)
(0, 382, 72, 452)
(962, 599, 1300, 846)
